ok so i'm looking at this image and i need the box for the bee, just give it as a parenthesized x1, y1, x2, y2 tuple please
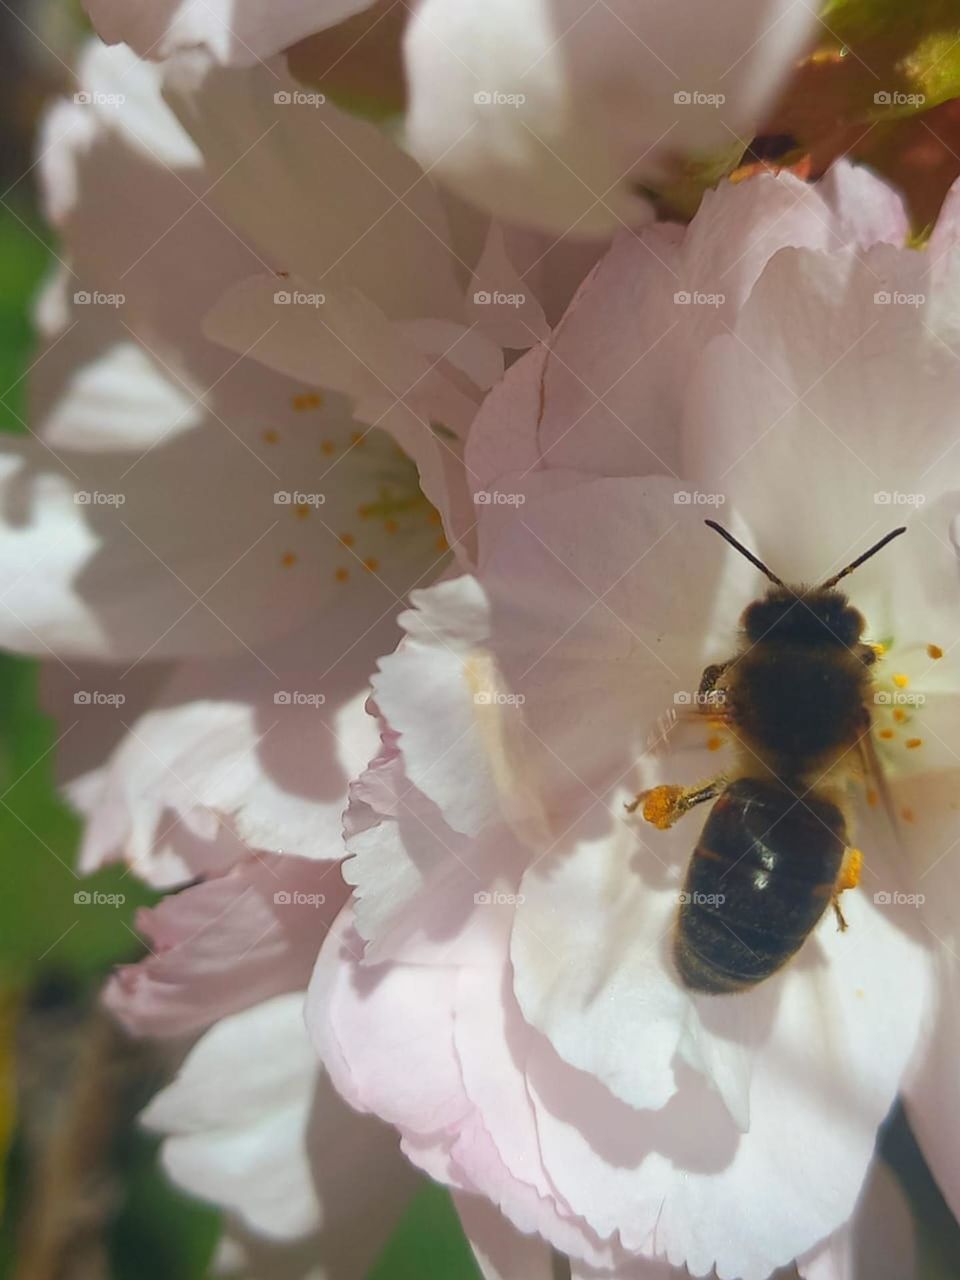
(629, 519, 907, 995)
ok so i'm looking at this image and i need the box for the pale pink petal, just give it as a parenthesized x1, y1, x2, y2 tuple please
(75, 608, 398, 881)
(164, 55, 463, 324)
(142, 990, 417, 1262)
(105, 856, 345, 1035)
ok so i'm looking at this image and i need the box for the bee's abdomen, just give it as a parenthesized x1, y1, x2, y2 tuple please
(675, 778, 846, 994)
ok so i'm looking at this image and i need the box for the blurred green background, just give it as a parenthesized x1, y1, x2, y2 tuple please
(0, 4, 958, 1278)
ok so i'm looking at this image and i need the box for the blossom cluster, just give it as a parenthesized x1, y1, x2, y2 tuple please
(7, 2, 960, 1278)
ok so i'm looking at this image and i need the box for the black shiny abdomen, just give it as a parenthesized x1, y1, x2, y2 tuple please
(674, 778, 846, 993)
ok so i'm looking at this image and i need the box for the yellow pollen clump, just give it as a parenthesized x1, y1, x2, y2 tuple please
(334, 567, 349, 583)
(321, 440, 336, 455)
(281, 552, 297, 568)
(839, 847, 863, 891)
(928, 644, 944, 660)
(870, 642, 887, 657)
(642, 785, 682, 831)
(363, 557, 379, 573)
(906, 737, 923, 749)
(292, 392, 323, 412)
(892, 673, 910, 689)
(878, 728, 895, 740)
(262, 428, 279, 444)
(706, 735, 725, 752)
(893, 708, 907, 723)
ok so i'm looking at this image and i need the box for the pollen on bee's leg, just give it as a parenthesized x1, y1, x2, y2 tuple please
(838, 846, 863, 892)
(626, 784, 684, 828)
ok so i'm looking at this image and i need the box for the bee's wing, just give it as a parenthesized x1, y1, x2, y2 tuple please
(855, 732, 907, 858)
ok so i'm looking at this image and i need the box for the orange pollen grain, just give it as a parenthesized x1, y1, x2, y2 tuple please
(384, 519, 399, 535)
(294, 505, 310, 520)
(262, 428, 279, 444)
(363, 557, 379, 573)
(892, 673, 910, 688)
(334, 567, 349, 583)
(427, 510, 442, 525)
(292, 392, 323, 412)
(436, 535, 449, 553)
(350, 431, 366, 447)
(867, 788, 879, 808)
(901, 806, 916, 823)
(878, 728, 895, 740)
(339, 532, 355, 547)
(893, 708, 907, 723)
(706, 735, 725, 752)
(906, 737, 923, 749)
(321, 440, 336, 455)
(928, 643, 944, 660)
(281, 552, 297, 568)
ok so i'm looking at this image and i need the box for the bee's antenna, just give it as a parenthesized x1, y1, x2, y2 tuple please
(704, 520, 785, 588)
(820, 526, 907, 590)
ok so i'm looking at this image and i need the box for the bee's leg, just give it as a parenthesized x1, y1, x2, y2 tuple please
(832, 847, 863, 932)
(626, 776, 726, 829)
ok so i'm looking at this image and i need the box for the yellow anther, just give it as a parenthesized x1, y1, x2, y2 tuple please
(892, 673, 910, 689)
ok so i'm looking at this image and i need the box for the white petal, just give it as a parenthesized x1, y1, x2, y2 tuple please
(86, 0, 372, 64)
(404, 0, 818, 234)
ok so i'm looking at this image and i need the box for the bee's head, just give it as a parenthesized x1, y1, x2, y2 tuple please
(742, 586, 866, 648)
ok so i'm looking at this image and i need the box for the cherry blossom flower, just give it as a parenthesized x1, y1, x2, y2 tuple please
(6, 33, 604, 1273)
(308, 163, 960, 1278)
(10, 37, 600, 885)
(82, 0, 820, 235)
